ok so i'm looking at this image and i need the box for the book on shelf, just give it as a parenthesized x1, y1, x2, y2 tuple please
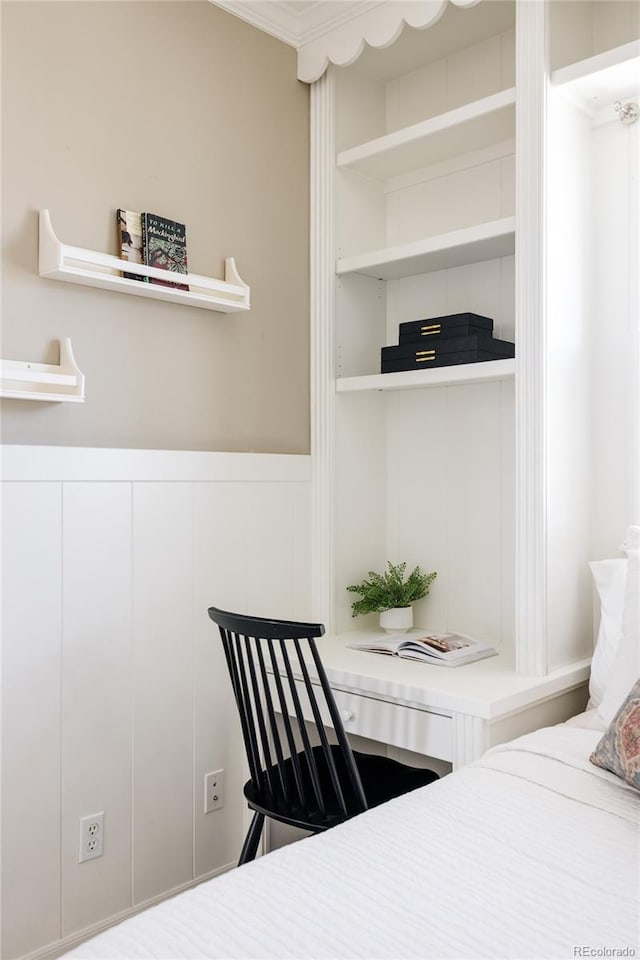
(347, 632, 497, 667)
(141, 212, 189, 290)
(116, 209, 147, 282)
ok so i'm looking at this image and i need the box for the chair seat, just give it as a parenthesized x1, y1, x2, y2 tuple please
(244, 744, 438, 833)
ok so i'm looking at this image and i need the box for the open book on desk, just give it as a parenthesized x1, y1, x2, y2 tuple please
(347, 632, 497, 667)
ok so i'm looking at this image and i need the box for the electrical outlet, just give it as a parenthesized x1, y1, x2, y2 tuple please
(204, 769, 224, 814)
(79, 812, 104, 863)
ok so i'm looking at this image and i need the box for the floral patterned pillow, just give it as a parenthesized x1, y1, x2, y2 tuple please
(590, 677, 640, 789)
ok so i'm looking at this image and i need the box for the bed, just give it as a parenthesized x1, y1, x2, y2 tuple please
(65, 714, 639, 960)
(65, 529, 640, 959)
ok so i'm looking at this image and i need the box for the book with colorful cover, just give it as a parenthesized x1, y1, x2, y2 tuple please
(347, 632, 497, 667)
(116, 209, 147, 282)
(141, 212, 188, 290)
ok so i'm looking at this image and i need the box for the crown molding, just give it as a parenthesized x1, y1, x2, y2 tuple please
(210, 1, 382, 48)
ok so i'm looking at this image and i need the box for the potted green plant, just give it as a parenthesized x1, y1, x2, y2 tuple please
(347, 561, 437, 633)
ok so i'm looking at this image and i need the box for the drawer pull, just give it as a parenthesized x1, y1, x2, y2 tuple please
(341, 709, 355, 723)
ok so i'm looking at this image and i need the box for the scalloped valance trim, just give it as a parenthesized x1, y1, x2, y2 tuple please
(297, 0, 481, 83)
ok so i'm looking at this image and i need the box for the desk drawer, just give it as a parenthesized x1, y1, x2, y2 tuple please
(332, 688, 452, 761)
(270, 675, 452, 762)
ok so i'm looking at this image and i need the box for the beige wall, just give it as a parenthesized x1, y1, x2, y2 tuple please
(1, 1, 310, 453)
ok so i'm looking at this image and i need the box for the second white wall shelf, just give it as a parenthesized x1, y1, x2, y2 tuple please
(0, 338, 85, 402)
(39, 210, 251, 313)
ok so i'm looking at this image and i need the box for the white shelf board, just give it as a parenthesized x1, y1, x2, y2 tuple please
(337, 88, 516, 181)
(336, 358, 515, 393)
(38, 209, 250, 313)
(551, 41, 640, 116)
(336, 217, 516, 281)
(0, 338, 85, 402)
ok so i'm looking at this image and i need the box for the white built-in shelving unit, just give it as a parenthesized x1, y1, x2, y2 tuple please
(308, 0, 640, 684)
(312, 0, 519, 660)
(38, 209, 250, 313)
(0, 337, 85, 402)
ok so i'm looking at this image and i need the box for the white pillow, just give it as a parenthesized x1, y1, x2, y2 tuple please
(588, 557, 627, 707)
(597, 527, 640, 726)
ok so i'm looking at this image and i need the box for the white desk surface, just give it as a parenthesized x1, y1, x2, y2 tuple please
(314, 630, 591, 721)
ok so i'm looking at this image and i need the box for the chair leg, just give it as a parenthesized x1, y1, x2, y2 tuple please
(238, 811, 265, 865)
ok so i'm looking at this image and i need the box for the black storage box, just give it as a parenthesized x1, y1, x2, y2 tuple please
(381, 334, 514, 373)
(398, 312, 494, 343)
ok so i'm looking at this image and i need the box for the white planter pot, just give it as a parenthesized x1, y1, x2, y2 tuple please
(379, 606, 413, 634)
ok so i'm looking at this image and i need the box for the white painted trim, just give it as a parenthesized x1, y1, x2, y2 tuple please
(0, 446, 311, 483)
(18, 863, 234, 960)
(627, 119, 640, 526)
(514, 0, 549, 677)
(297, 0, 449, 82)
(210, 1, 382, 49)
(453, 714, 489, 770)
(310, 70, 336, 628)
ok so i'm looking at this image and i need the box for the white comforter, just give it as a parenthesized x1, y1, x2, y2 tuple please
(67, 725, 640, 960)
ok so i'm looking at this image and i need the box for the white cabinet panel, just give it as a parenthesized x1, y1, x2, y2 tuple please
(1, 483, 62, 959)
(386, 380, 510, 647)
(447, 34, 503, 110)
(387, 58, 447, 132)
(132, 483, 194, 903)
(386, 388, 450, 633)
(445, 383, 504, 643)
(61, 483, 132, 936)
(387, 158, 507, 246)
(500, 380, 516, 646)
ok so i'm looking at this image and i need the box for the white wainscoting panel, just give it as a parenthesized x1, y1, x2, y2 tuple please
(1, 483, 62, 958)
(61, 483, 133, 936)
(132, 483, 194, 904)
(0, 447, 312, 960)
(193, 481, 248, 879)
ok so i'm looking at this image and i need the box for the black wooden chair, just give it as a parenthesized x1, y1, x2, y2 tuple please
(208, 606, 439, 865)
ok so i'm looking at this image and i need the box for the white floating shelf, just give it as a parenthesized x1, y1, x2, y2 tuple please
(337, 88, 516, 181)
(336, 358, 515, 393)
(38, 210, 250, 313)
(1, 338, 85, 402)
(336, 217, 516, 281)
(551, 41, 640, 117)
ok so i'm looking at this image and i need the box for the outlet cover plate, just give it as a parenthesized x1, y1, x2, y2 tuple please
(204, 769, 224, 814)
(79, 812, 104, 863)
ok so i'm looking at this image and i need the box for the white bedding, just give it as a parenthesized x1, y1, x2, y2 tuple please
(66, 724, 640, 960)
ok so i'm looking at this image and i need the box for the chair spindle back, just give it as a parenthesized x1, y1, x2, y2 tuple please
(209, 608, 368, 824)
